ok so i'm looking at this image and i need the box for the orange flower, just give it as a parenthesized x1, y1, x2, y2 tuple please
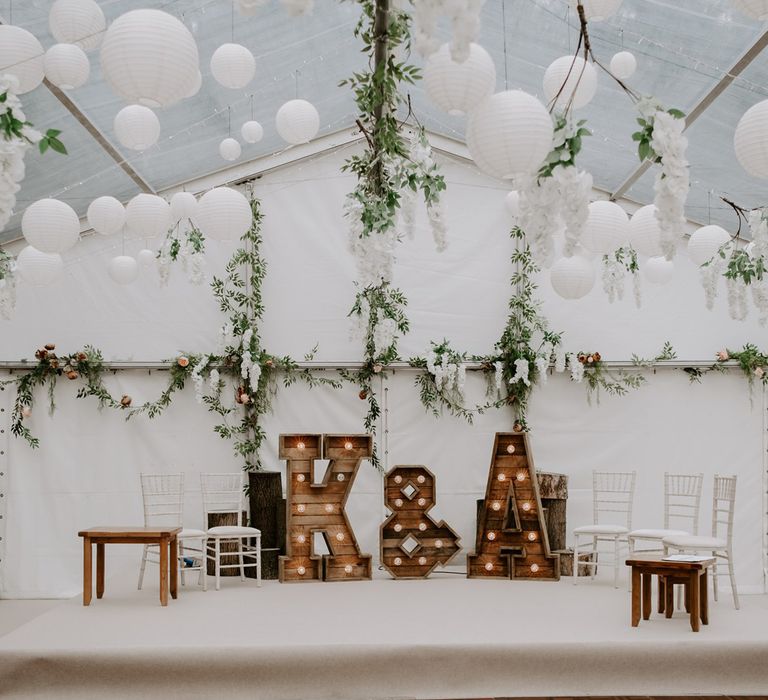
(120, 395, 132, 407)
(44, 343, 56, 351)
(177, 356, 190, 368)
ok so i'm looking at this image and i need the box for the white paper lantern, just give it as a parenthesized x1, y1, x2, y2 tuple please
(644, 256, 675, 285)
(137, 249, 156, 268)
(87, 196, 125, 236)
(241, 120, 264, 143)
(568, 0, 622, 20)
(734, 100, 768, 178)
(276, 99, 320, 144)
(49, 0, 106, 51)
(108, 255, 139, 285)
(186, 70, 202, 98)
(22, 199, 80, 253)
(423, 42, 496, 116)
(610, 51, 637, 80)
(543, 56, 598, 110)
(505, 191, 520, 222)
(100, 9, 199, 109)
(688, 224, 731, 266)
(731, 0, 768, 19)
(170, 192, 199, 223)
(628, 204, 663, 257)
(16, 246, 65, 286)
(582, 200, 629, 254)
(114, 105, 160, 151)
(466, 90, 554, 180)
(44, 44, 90, 90)
(550, 255, 595, 299)
(0, 26, 45, 94)
(219, 137, 242, 161)
(125, 194, 172, 237)
(196, 187, 251, 241)
(210, 43, 255, 89)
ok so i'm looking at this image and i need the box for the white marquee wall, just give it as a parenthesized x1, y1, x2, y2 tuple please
(0, 144, 765, 597)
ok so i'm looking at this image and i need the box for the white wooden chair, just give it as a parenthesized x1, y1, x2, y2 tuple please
(573, 470, 636, 588)
(201, 473, 261, 591)
(663, 474, 739, 609)
(138, 473, 205, 589)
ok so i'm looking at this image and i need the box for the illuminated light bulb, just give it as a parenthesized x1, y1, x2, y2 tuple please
(484, 562, 494, 572)
(522, 502, 532, 512)
(395, 498, 403, 507)
(344, 564, 353, 574)
(528, 532, 537, 541)
(337, 474, 345, 482)
(394, 557, 402, 566)
(417, 498, 426, 506)
(487, 532, 496, 541)
(419, 523, 427, 532)
(516, 471, 526, 482)
(497, 473, 506, 482)
(297, 534, 306, 544)
(506, 444, 516, 454)
(418, 556, 427, 565)
(394, 475, 403, 484)
(394, 523, 402, 532)
(324, 504, 334, 513)
(435, 539, 443, 548)
(296, 441, 305, 450)
(530, 563, 540, 573)
(297, 504, 306, 513)
(417, 475, 426, 484)
(492, 501, 502, 511)
(296, 474, 305, 482)
(335, 532, 344, 541)
(297, 566, 306, 575)
(344, 440, 353, 450)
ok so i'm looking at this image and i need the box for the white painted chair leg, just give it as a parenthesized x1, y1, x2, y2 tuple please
(256, 535, 262, 588)
(202, 538, 208, 592)
(215, 538, 221, 591)
(727, 552, 740, 610)
(239, 543, 246, 581)
(712, 557, 719, 602)
(613, 536, 620, 589)
(573, 537, 579, 585)
(138, 544, 148, 590)
(591, 537, 597, 580)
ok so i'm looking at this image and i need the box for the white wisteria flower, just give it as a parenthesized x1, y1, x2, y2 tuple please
(0, 253, 17, 320)
(406, 0, 485, 62)
(554, 349, 567, 373)
(568, 353, 584, 383)
(510, 358, 530, 386)
(0, 74, 30, 236)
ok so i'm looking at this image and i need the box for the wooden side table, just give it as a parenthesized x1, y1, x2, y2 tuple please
(625, 553, 715, 632)
(78, 526, 182, 607)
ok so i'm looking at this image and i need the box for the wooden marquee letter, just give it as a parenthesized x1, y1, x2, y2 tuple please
(381, 465, 461, 579)
(279, 434, 372, 582)
(467, 432, 560, 580)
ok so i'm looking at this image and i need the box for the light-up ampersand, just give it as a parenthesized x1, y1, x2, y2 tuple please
(381, 465, 460, 579)
(279, 433, 372, 582)
(467, 432, 560, 580)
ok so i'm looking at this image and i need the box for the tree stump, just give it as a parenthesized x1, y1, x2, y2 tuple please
(555, 549, 597, 577)
(537, 472, 568, 552)
(246, 471, 285, 580)
(206, 510, 248, 576)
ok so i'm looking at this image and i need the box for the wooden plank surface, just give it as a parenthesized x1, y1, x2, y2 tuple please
(78, 526, 182, 538)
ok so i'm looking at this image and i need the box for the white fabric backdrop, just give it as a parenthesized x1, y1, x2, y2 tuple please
(0, 146, 765, 597)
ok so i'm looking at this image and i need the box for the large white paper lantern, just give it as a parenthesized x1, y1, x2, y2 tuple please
(100, 9, 199, 109)
(610, 51, 637, 80)
(731, 0, 768, 19)
(241, 120, 264, 143)
(582, 200, 629, 254)
(114, 105, 160, 151)
(49, 0, 106, 51)
(210, 43, 255, 89)
(423, 42, 496, 116)
(276, 99, 320, 144)
(125, 194, 172, 237)
(186, 70, 202, 98)
(688, 224, 731, 266)
(543, 56, 598, 110)
(505, 191, 520, 222)
(466, 90, 553, 180)
(17, 246, 65, 286)
(22, 199, 80, 253)
(568, 0, 622, 20)
(628, 204, 663, 257)
(550, 255, 595, 299)
(0, 26, 45, 94)
(137, 249, 156, 268)
(196, 187, 251, 241)
(170, 192, 199, 223)
(219, 137, 242, 161)
(108, 255, 139, 285)
(87, 196, 125, 236)
(644, 256, 674, 285)
(734, 100, 768, 178)
(44, 44, 90, 90)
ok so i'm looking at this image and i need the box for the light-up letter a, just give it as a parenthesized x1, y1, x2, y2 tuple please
(279, 433, 372, 582)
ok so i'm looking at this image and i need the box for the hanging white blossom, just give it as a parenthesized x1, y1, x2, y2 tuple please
(510, 358, 530, 386)
(751, 281, 768, 326)
(700, 260, 723, 312)
(407, 0, 485, 63)
(190, 356, 209, 404)
(208, 368, 221, 391)
(726, 277, 749, 321)
(568, 353, 584, 383)
(534, 355, 549, 384)
(493, 361, 504, 391)
(0, 251, 17, 320)
(554, 349, 567, 373)
(602, 256, 625, 303)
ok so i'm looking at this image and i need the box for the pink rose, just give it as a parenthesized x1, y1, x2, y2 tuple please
(755, 367, 765, 379)
(716, 350, 729, 362)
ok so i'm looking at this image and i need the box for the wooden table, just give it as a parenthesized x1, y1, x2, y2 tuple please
(625, 553, 715, 632)
(78, 526, 181, 607)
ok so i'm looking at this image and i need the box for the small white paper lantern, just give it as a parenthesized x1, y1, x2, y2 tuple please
(22, 199, 80, 253)
(543, 56, 598, 110)
(196, 187, 251, 241)
(731, 0, 768, 19)
(644, 256, 675, 285)
(734, 100, 768, 178)
(125, 194, 172, 237)
(241, 120, 264, 143)
(582, 200, 629, 254)
(114, 105, 160, 151)
(688, 224, 731, 266)
(550, 255, 595, 299)
(87, 196, 125, 236)
(466, 90, 554, 180)
(108, 255, 139, 285)
(137, 249, 156, 268)
(423, 42, 496, 116)
(219, 137, 242, 161)
(170, 192, 199, 223)
(0, 26, 45, 94)
(49, 0, 106, 51)
(505, 191, 520, 222)
(276, 99, 320, 144)
(100, 9, 199, 108)
(210, 43, 255, 89)
(186, 70, 202, 98)
(628, 204, 663, 257)
(610, 51, 637, 80)
(568, 0, 622, 20)
(44, 44, 90, 90)
(16, 246, 65, 286)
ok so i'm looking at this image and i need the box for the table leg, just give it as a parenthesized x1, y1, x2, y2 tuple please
(170, 536, 178, 600)
(684, 581, 690, 613)
(631, 566, 641, 627)
(700, 570, 709, 625)
(96, 542, 105, 599)
(159, 537, 169, 607)
(665, 578, 674, 618)
(82, 537, 92, 606)
(642, 573, 651, 620)
(658, 575, 666, 614)
(689, 571, 700, 632)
